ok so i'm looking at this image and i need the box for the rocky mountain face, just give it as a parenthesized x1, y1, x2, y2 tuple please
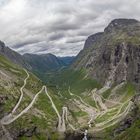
(72, 19, 140, 88)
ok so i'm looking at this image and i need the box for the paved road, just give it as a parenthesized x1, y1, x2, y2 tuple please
(94, 101, 132, 131)
(0, 69, 133, 136)
(12, 69, 29, 113)
(1, 86, 45, 125)
(44, 86, 64, 132)
(92, 92, 107, 111)
(1, 69, 68, 132)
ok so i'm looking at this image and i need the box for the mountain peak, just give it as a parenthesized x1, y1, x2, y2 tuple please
(0, 40, 5, 48)
(40, 53, 55, 57)
(110, 18, 138, 25)
(105, 18, 139, 32)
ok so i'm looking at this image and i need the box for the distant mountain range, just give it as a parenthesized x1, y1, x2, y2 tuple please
(0, 41, 74, 74)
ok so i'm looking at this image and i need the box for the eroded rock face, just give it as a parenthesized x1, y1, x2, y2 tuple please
(72, 19, 140, 87)
(84, 32, 103, 49)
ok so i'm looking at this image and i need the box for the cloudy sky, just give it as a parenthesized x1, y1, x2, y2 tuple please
(0, 0, 140, 56)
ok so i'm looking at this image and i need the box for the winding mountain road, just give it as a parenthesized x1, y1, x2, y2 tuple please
(0, 68, 133, 138)
(68, 87, 98, 128)
(94, 101, 132, 131)
(92, 92, 107, 111)
(1, 86, 45, 125)
(1, 69, 68, 132)
(62, 106, 77, 131)
(68, 87, 97, 111)
(12, 69, 29, 113)
(44, 86, 64, 132)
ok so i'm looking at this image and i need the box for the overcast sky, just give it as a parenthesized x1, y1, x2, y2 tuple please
(0, 0, 140, 56)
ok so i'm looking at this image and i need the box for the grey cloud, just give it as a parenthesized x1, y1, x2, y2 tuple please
(47, 32, 65, 41)
(12, 40, 40, 49)
(66, 37, 85, 44)
(0, 0, 140, 56)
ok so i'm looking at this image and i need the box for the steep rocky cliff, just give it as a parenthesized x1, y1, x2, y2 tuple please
(72, 19, 140, 88)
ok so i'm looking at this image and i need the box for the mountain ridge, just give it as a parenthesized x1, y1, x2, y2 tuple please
(0, 41, 31, 69)
(23, 53, 65, 73)
(72, 18, 140, 88)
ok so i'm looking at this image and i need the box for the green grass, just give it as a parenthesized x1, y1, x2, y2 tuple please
(35, 92, 56, 119)
(72, 110, 88, 117)
(84, 95, 96, 107)
(19, 132, 48, 140)
(113, 101, 140, 140)
(102, 88, 112, 99)
(95, 108, 119, 123)
(0, 55, 28, 112)
(114, 119, 140, 140)
(0, 55, 25, 76)
(118, 83, 135, 102)
(47, 68, 101, 98)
